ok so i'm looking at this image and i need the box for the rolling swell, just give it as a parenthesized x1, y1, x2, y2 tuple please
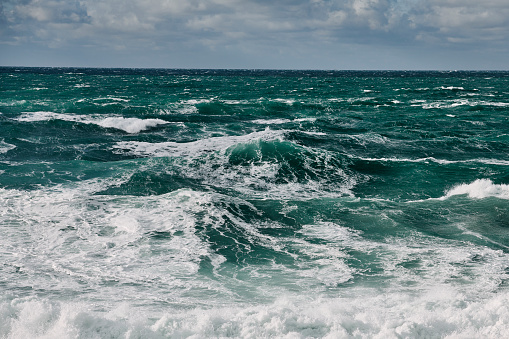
(107, 131, 356, 200)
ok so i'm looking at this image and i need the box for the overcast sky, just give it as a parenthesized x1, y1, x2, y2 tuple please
(1, 0, 508, 69)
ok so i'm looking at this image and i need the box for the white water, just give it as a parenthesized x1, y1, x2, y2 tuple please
(0, 140, 16, 154)
(16, 112, 169, 133)
(2, 177, 509, 338)
(2, 283, 509, 338)
(445, 179, 509, 200)
(112, 129, 355, 200)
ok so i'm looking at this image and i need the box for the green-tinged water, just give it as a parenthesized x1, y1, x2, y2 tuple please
(1, 68, 509, 338)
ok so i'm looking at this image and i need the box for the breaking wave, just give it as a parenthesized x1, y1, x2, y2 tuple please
(445, 179, 509, 200)
(15, 112, 169, 133)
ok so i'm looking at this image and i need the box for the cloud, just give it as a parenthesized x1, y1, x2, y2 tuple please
(5, 0, 90, 24)
(409, 0, 509, 44)
(2, 0, 508, 46)
(1, 0, 508, 68)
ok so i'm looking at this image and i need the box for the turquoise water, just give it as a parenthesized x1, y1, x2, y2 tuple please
(1, 68, 509, 338)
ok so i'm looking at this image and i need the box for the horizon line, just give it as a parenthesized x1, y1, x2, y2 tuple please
(1, 66, 508, 72)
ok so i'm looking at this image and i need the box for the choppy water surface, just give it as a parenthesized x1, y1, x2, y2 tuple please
(1, 68, 509, 338)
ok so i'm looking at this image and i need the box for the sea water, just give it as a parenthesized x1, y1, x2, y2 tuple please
(1, 68, 509, 338)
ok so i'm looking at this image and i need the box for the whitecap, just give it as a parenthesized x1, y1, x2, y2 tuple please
(348, 133, 390, 145)
(93, 97, 129, 102)
(16, 111, 83, 123)
(112, 128, 287, 158)
(182, 98, 214, 105)
(15, 112, 169, 133)
(488, 102, 509, 107)
(3, 283, 509, 339)
(444, 179, 509, 200)
(113, 129, 353, 200)
(437, 86, 465, 90)
(97, 117, 169, 134)
(2, 177, 509, 338)
(294, 117, 317, 123)
(352, 156, 509, 166)
(0, 100, 27, 107)
(0, 140, 16, 154)
(251, 117, 316, 125)
(271, 98, 296, 105)
(421, 98, 509, 110)
(301, 131, 327, 136)
(222, 100, 248, 105)
(251, 118, 291, 125)
(348, 97, 375, 103)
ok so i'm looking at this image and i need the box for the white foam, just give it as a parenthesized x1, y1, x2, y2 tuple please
(251, 118, 316, 125)
(422, 99, 509, 109)
(223, 100, 248, 105)
(0, 183, 229, 297)
(16, 111, 80, 123)
(272, 98, 296, 105)
(348, 97, 375, 103)
(16, 112, 169, 133)
(178, 106, 199, 114)
(3, 287, 509, 338)
(437, 86, 465, 90)
(97, 117, 169, 133)
(93, 97, 129, 102)
(294, 117, 317, 123)
(112, 129, 354, 200)
(152, 290, 509, 338)
(113, 128, 286, 158)
(2, 178, 509, 338)
(252, 118, 291, 124)
(353, 156, 509, 166)
(488, 102, 509, 107)
(0, 140, 16, 154)
(301, 131, 327, 136)
(444, 179, 509, 200)
(182, 98, 214, 105)
(348, 133, 390, 145)
(0, 100, 27, 106)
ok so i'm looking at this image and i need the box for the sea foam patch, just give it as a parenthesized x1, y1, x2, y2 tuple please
(0, 183, 233, 300)
(2, 289, 509, 339)
(0, 140, 16, 154)
(96, 117, 168, 133)
(422, 99, 509, 109)
(15, 112, 169, 133)
(112, 128, 287, 157)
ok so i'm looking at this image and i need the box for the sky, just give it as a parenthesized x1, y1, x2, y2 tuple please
(1, 0, 508, 70)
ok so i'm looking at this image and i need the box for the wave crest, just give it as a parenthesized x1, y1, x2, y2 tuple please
(15, 112, 168, 133)
(445, 179, 509, 199)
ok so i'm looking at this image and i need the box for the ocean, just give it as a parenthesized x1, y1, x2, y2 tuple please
(1, 67, 509, 338)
